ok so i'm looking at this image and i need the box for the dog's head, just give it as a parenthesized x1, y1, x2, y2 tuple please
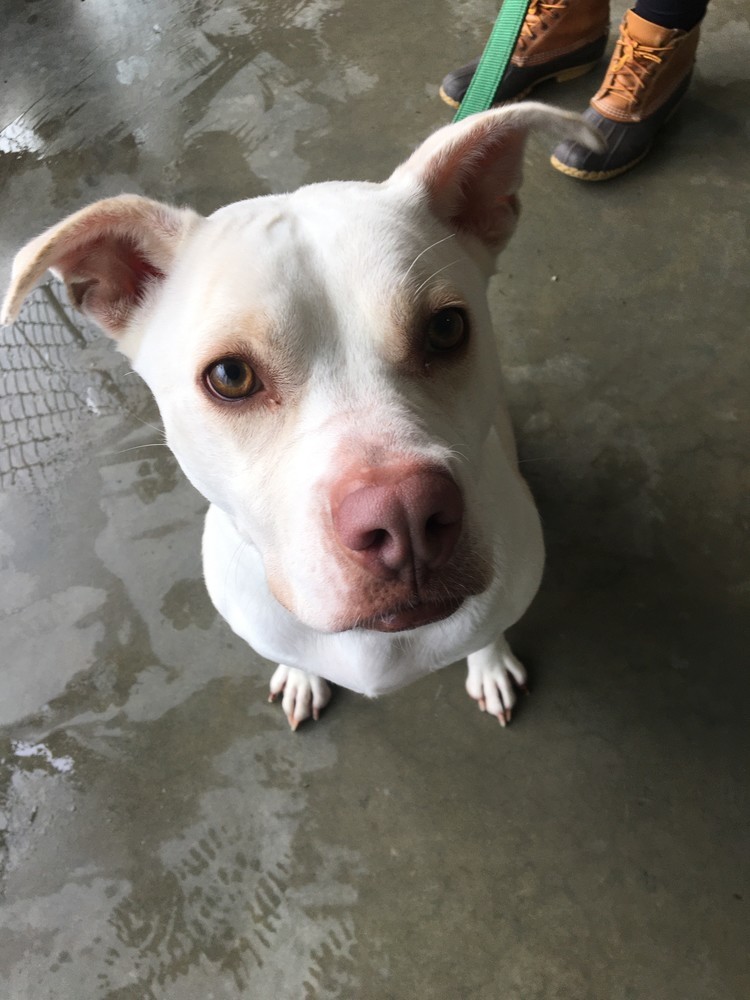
(2, 105, 600, 635)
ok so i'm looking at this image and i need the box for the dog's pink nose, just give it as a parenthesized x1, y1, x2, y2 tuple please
(333, 466, 463, 579)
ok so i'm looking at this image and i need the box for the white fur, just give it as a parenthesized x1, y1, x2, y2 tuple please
(3, 105, 602, 729)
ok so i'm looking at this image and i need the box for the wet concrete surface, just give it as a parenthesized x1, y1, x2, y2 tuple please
(1, 0, 748, 997)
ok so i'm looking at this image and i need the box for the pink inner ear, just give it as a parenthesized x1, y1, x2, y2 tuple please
(458, 191, 520, 249)
(414, 118, 528, 251)
(59, 234, 166, 332)
(2, 194, 200, 333)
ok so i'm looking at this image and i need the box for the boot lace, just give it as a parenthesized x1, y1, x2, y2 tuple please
(601, 27, 672, 105)
(518, 0, 569, 51)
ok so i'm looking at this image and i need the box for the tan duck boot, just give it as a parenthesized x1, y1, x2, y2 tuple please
(551, 9, 701, 180)
(439, 0, 610, 108)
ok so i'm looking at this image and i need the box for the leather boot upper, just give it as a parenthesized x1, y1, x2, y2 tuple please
(512, 0, 610, 67)
(591, 10, 701, 123)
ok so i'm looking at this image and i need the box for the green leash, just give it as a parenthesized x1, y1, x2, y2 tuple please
(453, 0, 532, 122)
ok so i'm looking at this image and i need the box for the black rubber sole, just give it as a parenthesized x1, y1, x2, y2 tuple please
(550, 74, 693, 181)
(439, 35, 608, 109)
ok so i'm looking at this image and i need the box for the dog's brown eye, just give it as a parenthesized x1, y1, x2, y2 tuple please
(205, 357, 259, 400)
(426, 308, 467, 353)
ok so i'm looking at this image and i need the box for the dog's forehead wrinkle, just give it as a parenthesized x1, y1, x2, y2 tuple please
(202, 199, 310, 274)
(199, 185, 464, 356)
(176, 200, 337, 359)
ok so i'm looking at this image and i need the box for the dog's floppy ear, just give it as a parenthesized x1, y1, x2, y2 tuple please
(390, 103, 603, 253)
(1, 194, 201, 336)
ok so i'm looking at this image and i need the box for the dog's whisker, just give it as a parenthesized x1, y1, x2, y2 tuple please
(400, 232, 457, 286)
(129, 413, 166, 437)
(107, 442, 170, 456)
(226, 539, 247, 597)
(413, 260, 460, 298)
(219, 538, 250, 624)
(444, 444, 470, 465)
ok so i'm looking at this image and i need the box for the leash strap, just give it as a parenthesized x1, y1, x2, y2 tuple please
(453, 0, 532, 122)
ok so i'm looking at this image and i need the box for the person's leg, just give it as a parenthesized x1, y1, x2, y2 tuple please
(551, 2, 709, 180)
(633, 0, 707, 31)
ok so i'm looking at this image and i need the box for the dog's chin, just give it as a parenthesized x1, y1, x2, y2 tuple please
(267, 561, 484, 634)
(352, 596, 464, 633)
(276, 592, 466, 635)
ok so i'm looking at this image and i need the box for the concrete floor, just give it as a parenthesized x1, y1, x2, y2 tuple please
(1, 1, 748, 997)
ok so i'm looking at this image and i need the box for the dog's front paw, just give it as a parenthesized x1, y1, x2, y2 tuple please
(466, 636, 529, 727)
(268, 665, 332, 731)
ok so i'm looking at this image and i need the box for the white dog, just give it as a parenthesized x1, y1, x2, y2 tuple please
(2, 104, 600, 730)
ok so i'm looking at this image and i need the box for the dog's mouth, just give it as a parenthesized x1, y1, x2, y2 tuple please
(358, 596, 464, 633)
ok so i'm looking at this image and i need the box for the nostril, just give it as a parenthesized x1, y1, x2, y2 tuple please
(427, 501, 461, 526)
(332, 466, 463, 577)
(426, 513, 448, 535)
(362, 528, 388, 551)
